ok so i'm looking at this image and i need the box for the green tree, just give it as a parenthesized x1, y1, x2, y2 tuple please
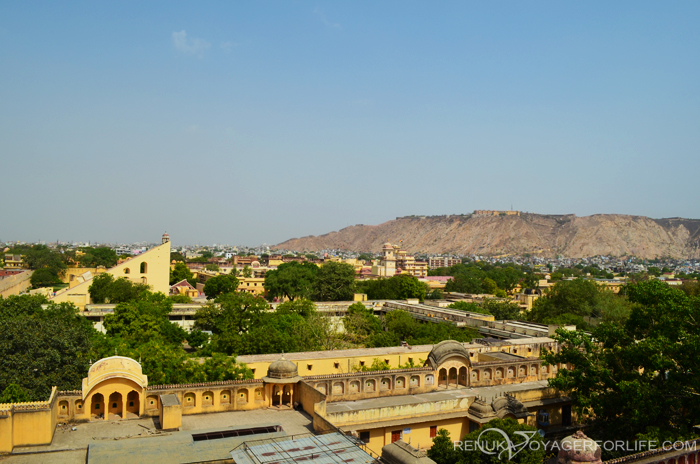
(103, 293, 187, 347)
(30, 268, 61, 288)
(529, 278, 630, 328)
(264, 261, 318, 301)
(186, 329, 209, 349)
(78, 247, 118, 268)
(313, 261, 356, 301)
(242, 265, 253, 278)
(481, 299, 523, 320)
(23, 245, 67, 278)
(170, 252, 186, 262)
(276, 298, 316, 317)
(0, 295, 95, 400)
(204, 263, 220, 272)
(88, 273, 151, 304)
(456, 418, 545, 464)
(542, 280, 700, 457)
(194, 292, 269, 355)
(483, 277, 498, 295)
(0, 383, 30, 403)
(168, 294, 192, 303)
(343, 302, 382, 345)
(203, 274, 239, 300)
(427, 429, 459, 464)
(169, 262, 197, 287)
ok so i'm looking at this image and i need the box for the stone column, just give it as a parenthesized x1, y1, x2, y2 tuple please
(289, 388, 293, 408)
(122, 394, 127, 420)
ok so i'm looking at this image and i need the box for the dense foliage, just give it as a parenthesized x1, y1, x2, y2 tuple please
(355, 274, 427, 300)
(431, 262, 535, 295)
(0, 295, 93, 400)
(542, 280, 700, 459)
(428, 419, 546, 464)
(342, 302, 478, 348)
(169, 262, 197, 287)
(528, 278, 631, 328)
(202, 274, 239, 299)
(88, 273, 151, 304)
(194, 294, 341, 355)
(264, 261, 357, 301)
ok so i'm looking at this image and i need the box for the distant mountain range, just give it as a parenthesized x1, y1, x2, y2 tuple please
(273, 213, 700, 259)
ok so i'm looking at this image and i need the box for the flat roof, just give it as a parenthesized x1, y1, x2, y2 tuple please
(230, 432, 375, 464)
(87, 424, 288, 464)
(326, 380, 552, 415)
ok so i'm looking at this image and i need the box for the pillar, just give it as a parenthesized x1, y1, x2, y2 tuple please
(289, 388, 293, 408)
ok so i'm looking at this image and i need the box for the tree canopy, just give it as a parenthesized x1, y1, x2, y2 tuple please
(88, 273, 151, 304)
(0, 295, 94, 400)
(170, 262, 197, 287)
(78, 247, 118, 268)
(264, 261, 319, 301)
(202, 274, 239, 300)
(542, 280, 700, 458)
(312, 261, 356, 301)
(356, 274, 427, 301)
(528, 278, 631, 328)
(428, 419, 546, 464)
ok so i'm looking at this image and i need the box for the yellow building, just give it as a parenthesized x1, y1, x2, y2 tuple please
(50, 234, 172, 310)
(3, 254, 24, 269)
(0, 337, 576, 456)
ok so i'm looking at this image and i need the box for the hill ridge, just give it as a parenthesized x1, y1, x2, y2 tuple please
(273, 213, 700, 259)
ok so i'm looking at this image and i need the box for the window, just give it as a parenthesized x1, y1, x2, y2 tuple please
(307, 364, 313, 371)
(391, 430, 401, 443)
(334, 362, 339, 369)
(359, 431, 370, 443)
(384, 359, 390, 365)
(359, 360, 365, 367)
(251, 368, 256, 375)
(430, 426, 437, 438)
(408, 357, 413, 364)
(140, 262, 147, 274)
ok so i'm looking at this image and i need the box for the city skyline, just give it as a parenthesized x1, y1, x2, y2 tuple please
(2, 1, 699, 245)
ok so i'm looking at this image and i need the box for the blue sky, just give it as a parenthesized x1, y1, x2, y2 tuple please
(1, 1, 699, 246)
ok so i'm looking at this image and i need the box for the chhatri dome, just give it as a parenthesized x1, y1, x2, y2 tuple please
(263, 355, 303, 383)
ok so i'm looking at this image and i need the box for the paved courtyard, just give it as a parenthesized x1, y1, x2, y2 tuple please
(1, 408, 314, 464)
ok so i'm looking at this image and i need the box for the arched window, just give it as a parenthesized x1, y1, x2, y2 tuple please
(124, 268, 130, 274)
(140, 262, 147, 274)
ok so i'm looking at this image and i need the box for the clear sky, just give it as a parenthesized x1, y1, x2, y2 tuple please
(1, 1, 699, 246)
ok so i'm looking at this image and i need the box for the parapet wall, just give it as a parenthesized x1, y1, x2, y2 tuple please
(0, 270, 33, 298)
(0, 387, 58, 454)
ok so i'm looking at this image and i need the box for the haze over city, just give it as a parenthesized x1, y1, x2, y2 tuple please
(2, 1, 699, 245)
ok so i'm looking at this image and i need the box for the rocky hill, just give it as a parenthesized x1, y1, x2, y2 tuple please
(274, 213, 700, 259)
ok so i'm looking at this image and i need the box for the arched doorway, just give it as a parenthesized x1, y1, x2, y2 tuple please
(126, 390, 140, 416)
(439, 368, 448, 388)
(272, 385, 281, 406)
(459, 367, 468, 386)
(282, 385, 292, 405)
(108, 392, 123, 419)
(448, 367, 458, 387)
(91, 393, 105, 419)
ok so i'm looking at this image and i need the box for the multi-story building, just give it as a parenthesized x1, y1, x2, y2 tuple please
(372, 243, 428, 278)
(427, 257, 461, 269)
(3, 254, 24, 269)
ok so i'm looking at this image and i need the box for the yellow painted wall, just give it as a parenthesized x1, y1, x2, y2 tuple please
(51, 241, 171, 310)
(0, 271, 33, 298)
(242, 351, 432, 379)
(360, 416, 469, 456)
(0, 387, 58, 453)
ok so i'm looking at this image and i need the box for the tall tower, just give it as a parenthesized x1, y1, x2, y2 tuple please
(162, 232, 170, 244)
